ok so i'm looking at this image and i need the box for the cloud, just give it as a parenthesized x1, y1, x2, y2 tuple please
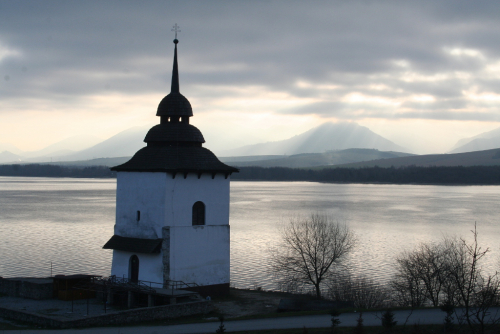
(2, 0, 500, 152)
(0, 43, 21, 62)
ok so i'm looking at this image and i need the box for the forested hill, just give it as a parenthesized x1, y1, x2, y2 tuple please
(0, 164, 115, 178)
(231, 166, 500, 185)
(1, 164, 500, 185)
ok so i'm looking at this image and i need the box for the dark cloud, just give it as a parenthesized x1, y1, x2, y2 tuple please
(401, 98, 469, 111)
(1, 0, 500, 121)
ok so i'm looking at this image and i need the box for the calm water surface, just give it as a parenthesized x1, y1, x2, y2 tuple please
(0, 177, 498, 290)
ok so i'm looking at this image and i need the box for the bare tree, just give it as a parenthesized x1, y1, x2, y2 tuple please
(391, 263, 427, 308)
(391, 224, 500, 334)
(391, 242, 447, 307)
(270, 213, 356, 298)
(443, 226, 500, 334)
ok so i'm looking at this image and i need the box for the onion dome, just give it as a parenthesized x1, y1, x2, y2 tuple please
(156, 39, 193, 118)
(144, 123, 205, 147)
(111, 38, 238, 177)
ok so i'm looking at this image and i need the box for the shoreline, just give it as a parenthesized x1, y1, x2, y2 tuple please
(3, 163, 500, 185)
(1, 174, 500, 186)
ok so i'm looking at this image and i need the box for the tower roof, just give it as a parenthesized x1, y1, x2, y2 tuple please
(156, 39, 193, 117)
(144, 123, 205, 144)
(111, 35, 238, 176)
(111, 146, 238, 174)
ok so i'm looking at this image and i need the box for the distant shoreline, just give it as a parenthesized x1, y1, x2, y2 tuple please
(231, 165, 500, 185)
(0, 175, 495, 187)
(1, 164, 500, 186)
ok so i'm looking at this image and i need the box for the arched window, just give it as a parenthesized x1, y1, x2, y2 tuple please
(129, 255, 139, 283)
(192, 201, 205, 226)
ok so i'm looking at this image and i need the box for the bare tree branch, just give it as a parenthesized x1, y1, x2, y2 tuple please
(270, 213, 356, 298)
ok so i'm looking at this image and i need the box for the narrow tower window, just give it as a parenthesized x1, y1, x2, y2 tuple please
(136, 210, 141, 221)
(192, 201, 205, 226)
(129, 255, 139, 283)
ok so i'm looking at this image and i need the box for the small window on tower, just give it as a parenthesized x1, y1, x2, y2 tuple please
(192, 201, 205, 226)
(137, 211, 141, 221)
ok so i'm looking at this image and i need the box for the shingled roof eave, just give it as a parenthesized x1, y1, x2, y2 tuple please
(103, 235, 163, 254)
(110, 166, 239, 174)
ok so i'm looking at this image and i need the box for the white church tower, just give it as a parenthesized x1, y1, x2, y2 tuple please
(103, 36, 238, 296)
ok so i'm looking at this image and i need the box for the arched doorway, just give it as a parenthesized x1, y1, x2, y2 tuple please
(129, 255, 139, 283)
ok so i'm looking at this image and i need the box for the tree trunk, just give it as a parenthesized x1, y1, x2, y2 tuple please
(315, 283, 322, 299)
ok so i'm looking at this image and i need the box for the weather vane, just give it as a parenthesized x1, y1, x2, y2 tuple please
(171, 23, 181, 40)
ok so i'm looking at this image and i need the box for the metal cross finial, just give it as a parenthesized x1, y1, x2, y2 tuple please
(171, 23, 181, 39)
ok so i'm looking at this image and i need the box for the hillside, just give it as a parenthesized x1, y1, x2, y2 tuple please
(0, 151, 23, 164)
(8, 144, 500, 171)
(0, 135, 103, 163)
(333, 148, 500, 168)
(219, 122, 406, 156)
(0, 122, 405, 164)
(56, 127, 149, 161)
(222, 149, 413, 168)
(450, 127, 500, 153)
(26, 149, 412, 169)
(23, 134, 103, 159)
(48, 157, 131, 167)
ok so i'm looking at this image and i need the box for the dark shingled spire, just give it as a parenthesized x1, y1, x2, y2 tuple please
(111, 34, 238, 176)
(156, 38, 193, 118)
(171, 39, 179, 93)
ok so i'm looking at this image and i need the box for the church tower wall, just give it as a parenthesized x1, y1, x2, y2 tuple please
(114, 171, 230, 234)
(103, 35, 238, 295)
(110, 250, 163, 284)
(111, 171, 231, 285)
(163, 173, 230, 227)
(115, 172, 167, 239)
(167, 224, 230, 286)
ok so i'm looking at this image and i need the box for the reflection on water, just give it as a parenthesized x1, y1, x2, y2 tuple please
(0, 177, 498, 291)
(230, 182, 500, 289)
(0, 177, 116, 278)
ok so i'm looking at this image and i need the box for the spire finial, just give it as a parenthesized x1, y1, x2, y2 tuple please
(171, 23, 180, 44)
(170, 24, 180, 93)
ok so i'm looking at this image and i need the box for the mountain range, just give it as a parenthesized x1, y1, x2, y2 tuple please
(219, 122, 406, 156)
(222, 149, 414, 168)
(0, 128, 148, 164)
(2, 122, 500, 167)
(335, 148, 500, 168)
(450, 127, 500, 153)
(55, 127, 148, 161)
(0, 122, 404, 164)
(0, 134, 103, 163)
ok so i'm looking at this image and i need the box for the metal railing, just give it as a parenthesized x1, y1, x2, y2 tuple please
(70, 275, 200, 298)
(105, 276, 199, 295)
(163, 279, 199, 295)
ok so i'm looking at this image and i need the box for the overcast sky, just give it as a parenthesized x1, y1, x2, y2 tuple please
(2, 1, 500, 154)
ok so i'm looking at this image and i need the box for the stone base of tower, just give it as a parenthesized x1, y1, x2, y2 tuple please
(183, 283, 229, 298)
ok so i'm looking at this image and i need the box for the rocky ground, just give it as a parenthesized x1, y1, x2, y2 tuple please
(0, 296, 116, 330)
(0, 288, 311, 329)
(211, 288, 314, 319)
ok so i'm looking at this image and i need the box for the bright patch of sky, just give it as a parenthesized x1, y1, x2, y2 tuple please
(0, 43, 21, 62)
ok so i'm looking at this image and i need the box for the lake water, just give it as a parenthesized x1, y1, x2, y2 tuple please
(0, 177, 498, 291)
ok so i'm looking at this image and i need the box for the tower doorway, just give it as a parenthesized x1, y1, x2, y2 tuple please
(129, 255, 139, 283)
